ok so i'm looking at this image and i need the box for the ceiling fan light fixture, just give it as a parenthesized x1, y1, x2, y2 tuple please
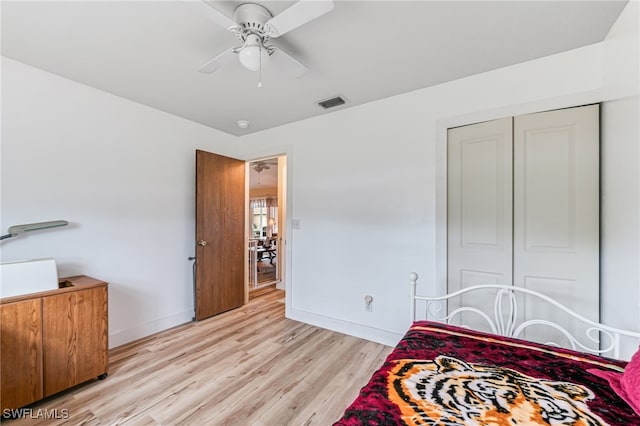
(238, 35, 269, 72)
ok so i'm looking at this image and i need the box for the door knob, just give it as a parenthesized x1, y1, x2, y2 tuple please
(197, 240, 207, 247)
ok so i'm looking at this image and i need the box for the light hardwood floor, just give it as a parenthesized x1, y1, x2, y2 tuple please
(6, 288, 392, 425)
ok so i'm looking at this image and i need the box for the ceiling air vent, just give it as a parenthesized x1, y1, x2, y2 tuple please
(317, 96, 347, 110)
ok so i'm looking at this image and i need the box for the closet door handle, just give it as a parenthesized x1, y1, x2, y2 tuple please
(197, 240, 207, 247)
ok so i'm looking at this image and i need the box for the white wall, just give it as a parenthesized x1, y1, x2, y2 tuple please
(601, 97, 639, 356)
(600, 0, 640, 356)
(602, 0, 639, 101)
(0, 57, 237, 347)
(236, 2, 640, 355)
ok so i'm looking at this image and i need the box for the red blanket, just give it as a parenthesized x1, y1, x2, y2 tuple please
(335, 321, 639, 425)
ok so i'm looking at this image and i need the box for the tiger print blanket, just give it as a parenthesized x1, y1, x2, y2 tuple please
(334, 321, 640, 425)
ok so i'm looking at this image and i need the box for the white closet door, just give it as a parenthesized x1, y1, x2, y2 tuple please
(513, 105, 599, 346)
(447, 118, 513, 329)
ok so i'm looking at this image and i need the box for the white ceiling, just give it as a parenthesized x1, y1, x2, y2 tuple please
(1, 1, 627, 136)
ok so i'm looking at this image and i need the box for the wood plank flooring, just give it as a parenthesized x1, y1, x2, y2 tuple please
(5, 288, 392, 425)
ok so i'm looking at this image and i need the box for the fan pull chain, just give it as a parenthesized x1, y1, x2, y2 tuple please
(258, 43, 263, 88)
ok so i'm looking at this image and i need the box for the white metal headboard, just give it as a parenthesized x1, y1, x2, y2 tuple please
(409, 272, 640, 360)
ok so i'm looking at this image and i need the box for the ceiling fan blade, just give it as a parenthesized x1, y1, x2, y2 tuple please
(198, 47, 236, 73)
(264, 0, 334, 38)
(184, 0, 238, 30)
(269, 46, 310, 78)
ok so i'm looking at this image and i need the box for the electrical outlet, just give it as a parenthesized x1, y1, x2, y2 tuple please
(365, 295, 373, 312)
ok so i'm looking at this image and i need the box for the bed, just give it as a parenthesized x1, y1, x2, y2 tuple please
(335, 273, 640, 425)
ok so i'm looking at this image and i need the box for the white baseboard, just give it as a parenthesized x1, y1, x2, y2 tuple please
(287, 307, 403, 347)
(109, 309, 194, 348)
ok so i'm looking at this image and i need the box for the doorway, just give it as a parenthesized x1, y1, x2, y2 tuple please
(247, 156, 286, 295)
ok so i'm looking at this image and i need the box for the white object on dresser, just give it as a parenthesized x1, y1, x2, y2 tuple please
(0, 258, 59, 298)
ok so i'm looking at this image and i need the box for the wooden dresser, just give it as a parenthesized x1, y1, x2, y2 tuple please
(0, 276, 108, 411)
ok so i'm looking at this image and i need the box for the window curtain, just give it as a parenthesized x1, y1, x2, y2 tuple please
(250, 197, 277, 208)
(250, 198, 267, 209)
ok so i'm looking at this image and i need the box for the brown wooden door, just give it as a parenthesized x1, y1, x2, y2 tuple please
(195, 150, 245, 320)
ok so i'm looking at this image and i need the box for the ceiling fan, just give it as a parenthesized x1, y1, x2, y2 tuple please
(252, 159, 277, 173)
(191, 0, 334, 84)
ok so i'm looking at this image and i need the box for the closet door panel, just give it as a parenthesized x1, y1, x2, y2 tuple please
(447, 118, 513, 329)
(519, 125, 577, 251)
(513, 105, 599, 347)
